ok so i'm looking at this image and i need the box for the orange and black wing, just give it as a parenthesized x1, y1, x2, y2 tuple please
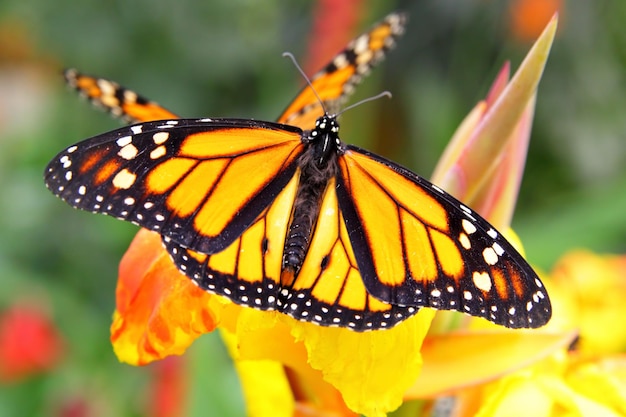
(44, 118, 304, 254)
(64, 68, 179, 123)
(65, 11, 406, 130)
(277, 11, 407, 130)
(335, 147, 551, 328)
(164, 175, 418, 330)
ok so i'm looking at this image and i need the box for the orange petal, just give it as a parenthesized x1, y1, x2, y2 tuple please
(469, 96, 535, 229)
(433, 16, 557, 206)
(431, 63, 510, 186)
(111, 229, 231, 365)
(405, 330, 576, 399)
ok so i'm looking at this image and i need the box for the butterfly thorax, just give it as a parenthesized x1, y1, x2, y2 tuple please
(281, 115, 342, 282)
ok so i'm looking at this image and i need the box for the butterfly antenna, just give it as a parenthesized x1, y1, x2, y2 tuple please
(282, 52, 328, 114)
(335, 91, 392, 117)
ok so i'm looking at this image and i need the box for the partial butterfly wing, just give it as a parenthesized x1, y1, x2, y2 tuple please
(64, 68, 180, 123)
(44, 118, 304, 254)
(64, 12, 406, 130)
(334, 147, 551, 328)
(278, 11, 407, 130)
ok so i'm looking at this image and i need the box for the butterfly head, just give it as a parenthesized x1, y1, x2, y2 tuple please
(309, 115, 341, 166)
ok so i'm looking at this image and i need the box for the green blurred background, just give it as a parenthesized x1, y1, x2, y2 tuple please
(0, 0, 625, 415)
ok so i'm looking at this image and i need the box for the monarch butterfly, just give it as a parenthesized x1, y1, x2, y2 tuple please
(45, 12, 551, 331)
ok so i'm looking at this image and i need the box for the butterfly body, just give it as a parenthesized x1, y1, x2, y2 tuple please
(283, 116, 341, 273)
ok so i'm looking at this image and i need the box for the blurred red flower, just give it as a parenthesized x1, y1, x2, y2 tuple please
(145, 356, 187, 417)
(0, 303, 64, 382)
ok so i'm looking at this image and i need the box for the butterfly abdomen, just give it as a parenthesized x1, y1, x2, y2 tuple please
(282, 119, 340, 276)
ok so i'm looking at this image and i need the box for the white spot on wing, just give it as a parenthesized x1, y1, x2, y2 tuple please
(462, 219, 477, 234)
(116, 136, 133, 147)
(112, 169, 136, 189)
(459, 233, 471, 250)
(482, 247, 499, 265)
(153, 131, 170, 144)
(492, 242, 504, 256)
(118, 144, 139, 160)
(150, 146, 167, 160)
(472, 271, 492, 292)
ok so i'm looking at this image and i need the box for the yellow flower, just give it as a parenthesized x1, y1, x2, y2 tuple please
(549, 251, 626, 355)
(446, 250, 626, 417)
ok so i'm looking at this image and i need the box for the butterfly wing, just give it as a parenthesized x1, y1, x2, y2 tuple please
(277, 11, 407, 130)
(64, 69, 180, 123)
(335, 147, 551, 328)
(44, 118, 305, 254)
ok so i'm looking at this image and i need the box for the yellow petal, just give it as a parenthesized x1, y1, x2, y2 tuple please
(227, 309, 357, 416)
(540, 373, 622, 417)
(566, 359, 626, 415)
(476, 375, 554, 417)
(290, 310, 435, 417)
(221, 329, 296, 417)
(405, 330, 576, 399)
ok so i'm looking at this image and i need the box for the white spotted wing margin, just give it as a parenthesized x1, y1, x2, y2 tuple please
(161, 230, 420, 331)
(335, 145, 552, 329)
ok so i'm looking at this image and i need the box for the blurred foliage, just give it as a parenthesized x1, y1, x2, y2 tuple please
(0, 0, 625, 415)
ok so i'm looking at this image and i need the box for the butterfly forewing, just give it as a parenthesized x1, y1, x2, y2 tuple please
(44, 118, 305, 254)
(64, 69, 179, 123)
(336, 147, 551, 328)
(278, 12, 407, 130)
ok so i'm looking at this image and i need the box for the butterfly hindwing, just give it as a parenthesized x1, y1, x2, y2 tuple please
(45, 118, 304, 254)
(164, 174, 418, 330)
(64, 68, 179, 123)
(278, 12, 407, 130)
(335, 147, 551, 328)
